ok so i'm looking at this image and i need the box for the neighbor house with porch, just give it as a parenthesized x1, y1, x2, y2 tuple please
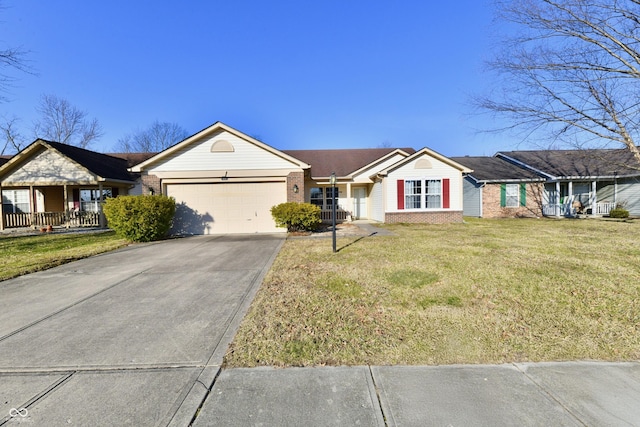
(496, 149, 640, 217)
(0, 140, 151, 230)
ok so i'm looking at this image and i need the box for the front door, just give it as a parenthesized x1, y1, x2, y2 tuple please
(352, 187, 367, 219)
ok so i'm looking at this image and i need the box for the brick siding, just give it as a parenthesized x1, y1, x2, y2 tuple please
(482, 183, 544, 218)
(287, 171, 305, 203)
(141, 174, 161, 195)
(385, 210, 464, 224)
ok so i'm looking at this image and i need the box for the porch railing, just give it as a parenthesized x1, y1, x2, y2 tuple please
(542, 204, 575, 217)
(594, 202, 616, 216)
(2, 211, 102, 229)
(320, 209, 350, 222)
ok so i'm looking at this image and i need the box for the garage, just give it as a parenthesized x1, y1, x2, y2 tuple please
(166, 182, 287, 234)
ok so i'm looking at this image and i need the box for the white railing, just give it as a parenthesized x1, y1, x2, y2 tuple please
(542, 204, 575, 217)
(594, 202, 616, 215)
(2, 211, 102, 229)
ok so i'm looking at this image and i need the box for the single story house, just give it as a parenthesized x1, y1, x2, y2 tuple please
(450, 156, 546, 218)
(130, 122, 472, 234)
(0, 140, 152, 230)
(496, 149, 640, 217)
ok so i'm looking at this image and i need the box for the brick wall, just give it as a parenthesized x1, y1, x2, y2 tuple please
(287, 172, 305, 203)
(482, 183, 544, 218)
(141, 174, 161, 195)
(385, 210, 464, 224)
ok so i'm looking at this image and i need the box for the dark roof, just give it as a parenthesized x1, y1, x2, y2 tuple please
(43, 141, 137, 182)
(498, 149, 640, 178)
(107, 152, 158, 168)
(0, 155, 10, 167)
(283, 148, 416, 178)
(451, 156, 544, 182)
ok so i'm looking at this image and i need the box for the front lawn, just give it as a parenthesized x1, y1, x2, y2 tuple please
(225, 218, 640, 367)
(0, 231, 129, 281)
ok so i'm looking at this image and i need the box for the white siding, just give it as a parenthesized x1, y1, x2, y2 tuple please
(462, 177, 482, 217)
(371, 180, 384, 222)
(148, 130, 299, 173)
(385, 153, 464, 212)
(3, 150, 95, 184)
(351, 153, 408, 183)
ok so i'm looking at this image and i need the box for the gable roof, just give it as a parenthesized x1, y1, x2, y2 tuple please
(282, 148, 415, 178)
(450, 156, 545, 183)
(0, 140, 138, 183)
(379, 147, 473, 176)
(0, 155, 10, 167)
(131, 121, 311, 172)
(497, 149, 640, 179)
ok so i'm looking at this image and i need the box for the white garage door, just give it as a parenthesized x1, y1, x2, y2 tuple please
(166, 182, 287, 234)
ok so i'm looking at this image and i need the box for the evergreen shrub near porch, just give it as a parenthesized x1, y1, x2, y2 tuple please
(103, 195, 176, 242)
(270, 202, 322, 232)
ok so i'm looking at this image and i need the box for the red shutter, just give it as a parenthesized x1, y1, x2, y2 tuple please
(442, 179, 450, 209)
(397, 180, 405, 210)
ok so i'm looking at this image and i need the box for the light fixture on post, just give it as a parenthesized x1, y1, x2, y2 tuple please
(221, 171, 228, 181)
(330, 172, 337, 253)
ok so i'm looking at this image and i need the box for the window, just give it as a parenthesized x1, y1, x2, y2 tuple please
(426, 180, 441, 208)
(309, 186, 339, 209)
(402, 179, 442, 209)
(326, 187, 338, 207)
(505, 184, 519, 207)
(80, 188, 112, 212)
(2, 189, 30, 214)
(310, 188, 323, 207)
(405, 180, 422, 209)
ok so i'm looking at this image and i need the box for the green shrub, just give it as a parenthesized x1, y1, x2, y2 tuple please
(270, 202, 322, 232)
(609, 207, 630, 218)
(103, 195, 176, 242)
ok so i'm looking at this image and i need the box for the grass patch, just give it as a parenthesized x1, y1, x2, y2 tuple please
(0, 231, 129, 281)
(225, 218, 640, 367)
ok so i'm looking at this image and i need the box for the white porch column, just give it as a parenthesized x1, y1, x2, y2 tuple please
(0, 183, 4, 230)
(555, 182, 560, 216)
(63, 184, 69, 228)
(591, 181, 597, 213)
(345, 182, 352, 221)
(98, 182, 106, 228)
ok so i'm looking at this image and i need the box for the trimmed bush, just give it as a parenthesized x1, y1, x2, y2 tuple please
(103, 195, 176, 242)
(271, 202, 322, 232)
(609, 207, 630, 218)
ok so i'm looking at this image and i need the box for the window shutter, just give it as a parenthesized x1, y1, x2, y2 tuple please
(397, 180, 405, 210)
(520, 183, 526, 206)
(442, 178, 450, 208)
(500, 184, 506, 207)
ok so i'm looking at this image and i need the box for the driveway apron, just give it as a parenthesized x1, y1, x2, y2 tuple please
(0, 234, 284, 426)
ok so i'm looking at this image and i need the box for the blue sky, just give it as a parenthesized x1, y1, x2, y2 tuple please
(0, 1, 516, 156)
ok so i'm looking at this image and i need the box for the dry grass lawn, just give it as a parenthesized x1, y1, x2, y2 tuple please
(0, 231, 129, 281)
(225, 218, 640, 367)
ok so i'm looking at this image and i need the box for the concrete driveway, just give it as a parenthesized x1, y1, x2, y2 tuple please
(0, 234, 284, 426)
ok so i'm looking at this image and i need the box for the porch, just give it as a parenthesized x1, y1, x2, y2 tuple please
(542, 201, 616, 217)
(3, 211, 103, 229)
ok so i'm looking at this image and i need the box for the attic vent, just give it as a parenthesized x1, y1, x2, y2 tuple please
(211, 140, 234, 152)
(415, 158, 432, 169)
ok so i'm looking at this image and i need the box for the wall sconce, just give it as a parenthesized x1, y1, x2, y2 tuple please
(221, 171, 229, 181)
(293, 184, 299, 193)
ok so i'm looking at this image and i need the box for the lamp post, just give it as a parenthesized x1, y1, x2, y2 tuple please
(330, 172, 337, 253)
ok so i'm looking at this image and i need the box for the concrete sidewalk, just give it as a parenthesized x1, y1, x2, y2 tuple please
(194, 361, 640, 426)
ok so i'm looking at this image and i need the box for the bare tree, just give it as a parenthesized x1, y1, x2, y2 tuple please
(117, 120, 189, 152)
(33, 94, 103, 148)
(0, 115, 24, 154)
(476, 0, 640, 166)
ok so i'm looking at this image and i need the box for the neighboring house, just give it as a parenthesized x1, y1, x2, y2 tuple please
(450, 156, 546, 218)
(131, 122, 472, 234)
(497, 149, 640, 217)
(0, 140, 151, 230)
